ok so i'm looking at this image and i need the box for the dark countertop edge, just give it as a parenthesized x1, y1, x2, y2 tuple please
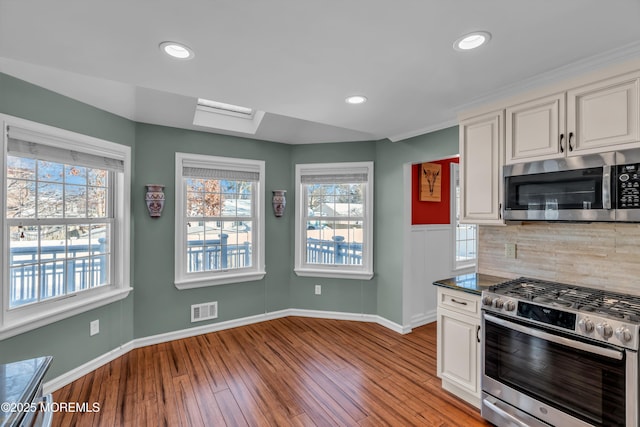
(433, 273, 510, 295)
(0, 356, 53, 427)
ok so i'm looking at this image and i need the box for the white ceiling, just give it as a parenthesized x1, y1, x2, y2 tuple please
(1, 1, 640, 144)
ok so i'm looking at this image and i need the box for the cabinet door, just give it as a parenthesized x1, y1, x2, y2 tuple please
(437, 307, 480, 396)
(459, 110, 504, 224)
(567, 71, 640, 154)
(506, 93, 565, 164)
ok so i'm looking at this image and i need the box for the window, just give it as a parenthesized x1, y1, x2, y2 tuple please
(175, 153, 265, 288)
(294, 162, 374, 280)
(451, 163, 477, 269)
(1, 114, 131, 339)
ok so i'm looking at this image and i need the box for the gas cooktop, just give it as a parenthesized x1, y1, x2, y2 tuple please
(482, 277, 640, 349)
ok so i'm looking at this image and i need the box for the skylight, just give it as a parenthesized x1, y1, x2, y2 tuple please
(193, 98, 264, 135)
(196, 98, 254, 118)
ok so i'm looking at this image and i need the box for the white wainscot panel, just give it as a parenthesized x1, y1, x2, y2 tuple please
(409, 225, 454, 327)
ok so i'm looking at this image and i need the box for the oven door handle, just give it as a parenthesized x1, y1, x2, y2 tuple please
(484, 313, 624, 360)
(482, 396, 536, 427)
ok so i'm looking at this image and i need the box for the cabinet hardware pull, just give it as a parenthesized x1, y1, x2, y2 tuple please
(568, 132, 574, 151)
(559, 133, 565, 153)
(499, 203, 502, 220)
(451, 298, 468, 305)
(476, 325, 481, 343)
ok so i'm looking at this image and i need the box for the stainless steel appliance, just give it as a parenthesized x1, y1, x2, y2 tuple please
(481, 278, 639, 427)
(503, 149, 640, 222)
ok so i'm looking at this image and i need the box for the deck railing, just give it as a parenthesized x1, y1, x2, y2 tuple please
(306, 236, 362, 265)
(187, 234, 251, 272)
(9, 235, 362, 307)
(9, 240, 107, 307)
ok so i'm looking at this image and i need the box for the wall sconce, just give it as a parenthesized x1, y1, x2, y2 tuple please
(272, 190, 286, 217)
(145, 184, 165, 218)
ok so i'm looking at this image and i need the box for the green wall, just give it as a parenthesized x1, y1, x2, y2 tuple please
(132, 124, 293, 338)
(0, 73, 136, 380)
(374, 128, 459, 324)
(289, 142, 378, 314)
(0, 72, 459, 382)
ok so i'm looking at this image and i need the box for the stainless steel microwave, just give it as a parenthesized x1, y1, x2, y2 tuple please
(503, 149, 640, 222)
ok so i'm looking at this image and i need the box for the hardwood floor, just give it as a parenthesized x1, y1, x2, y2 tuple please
(52, 317, 492, 426)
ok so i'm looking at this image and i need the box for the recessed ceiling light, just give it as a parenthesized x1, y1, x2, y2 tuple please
(159, 41, 194, 60)
(453, 31, 491, 51)
(345, 95, 367, 105)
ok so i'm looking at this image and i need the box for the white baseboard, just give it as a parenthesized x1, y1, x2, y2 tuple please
(43, 308, 408, 394)
(43, 341, 135, 394)
(410, 309, 437, 329)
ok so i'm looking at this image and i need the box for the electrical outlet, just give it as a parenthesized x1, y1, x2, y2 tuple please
(314, 285, 322, 295)
(504, 243, 517, 259)
(90, 319, 100, 336)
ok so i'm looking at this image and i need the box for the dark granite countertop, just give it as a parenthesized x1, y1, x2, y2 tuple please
(433, 273, 510, 295)
(0, 356, 52, 427)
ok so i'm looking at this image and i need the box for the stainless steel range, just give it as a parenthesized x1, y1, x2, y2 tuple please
(481, 277, 640, 427)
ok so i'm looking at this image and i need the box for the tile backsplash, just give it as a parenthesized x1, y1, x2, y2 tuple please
(478, 222, 640, 295)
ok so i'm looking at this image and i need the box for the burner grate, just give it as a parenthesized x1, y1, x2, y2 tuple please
(490, 277, 640, 322)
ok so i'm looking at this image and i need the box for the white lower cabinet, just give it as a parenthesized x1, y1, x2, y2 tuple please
(436, 287, 481, 408)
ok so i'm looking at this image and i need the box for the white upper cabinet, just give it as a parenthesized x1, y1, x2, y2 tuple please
(506, 93, 566, 164)
(459, 110, 504, 224)
(567, 71, 640, 154)
(506, 71, 640, 164)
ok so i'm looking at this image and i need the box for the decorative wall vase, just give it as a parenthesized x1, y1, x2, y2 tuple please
(272, 190, 286, 217)
(145, 184, 165, 218)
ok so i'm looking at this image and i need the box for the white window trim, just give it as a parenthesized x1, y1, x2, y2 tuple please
(174, 152, 265, 289)
(0, 114, 132, 340)
(294, 161, 374, 280)
(451, 163, 477, 271)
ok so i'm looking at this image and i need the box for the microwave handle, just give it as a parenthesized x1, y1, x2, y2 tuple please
(603, 165, 612, 210)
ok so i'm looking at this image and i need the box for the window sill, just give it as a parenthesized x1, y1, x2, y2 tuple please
(294, 268, 374, 280)
(0, 286, 132, 341)
(175, 270, 266, 289)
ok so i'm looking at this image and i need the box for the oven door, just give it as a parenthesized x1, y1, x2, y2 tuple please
(482, 313, 637, 427)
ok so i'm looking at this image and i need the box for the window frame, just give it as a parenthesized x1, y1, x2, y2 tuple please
(451, 163, 477, 271)
(0, 114, 131, 340)
(294, 161, 374, 280)
(174, 152, 265, 289)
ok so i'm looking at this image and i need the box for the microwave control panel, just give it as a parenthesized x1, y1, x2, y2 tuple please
(616, 163, 640, 208)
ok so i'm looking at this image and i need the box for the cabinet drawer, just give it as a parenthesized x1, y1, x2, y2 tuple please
(438, 288, 480, 316)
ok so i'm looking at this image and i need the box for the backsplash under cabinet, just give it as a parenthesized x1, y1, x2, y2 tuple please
(478, 222, 640, 295)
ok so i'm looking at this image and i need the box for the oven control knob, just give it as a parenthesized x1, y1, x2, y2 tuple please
(596, 323, 613, 339)
(482, 296, 494, 306)
(504, 301, 516, 312)
(615, 327, 632, 343)
(578, 318, 594, 333)
(494, 299, 504, 309)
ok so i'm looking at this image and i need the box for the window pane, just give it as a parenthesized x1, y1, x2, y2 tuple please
(7, 156, 36, 180)
(65, 184, 87, 217)
(37, 182, 64, 218)
(187, 190, 204, 217)
(184, 179, 254, 273)
(6, 158, 113, 308)
(6, 179, 36, 218)
(221, 195, 237, 216)
(202, 179, 222, 216)
(88, 168, 107, 187)
(37, 160, 64, 183)
(9, 225, 39, 307)
(305, 220, 362, 265)
(88, 187, 107, 218)
(65, 165, 87, 185)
